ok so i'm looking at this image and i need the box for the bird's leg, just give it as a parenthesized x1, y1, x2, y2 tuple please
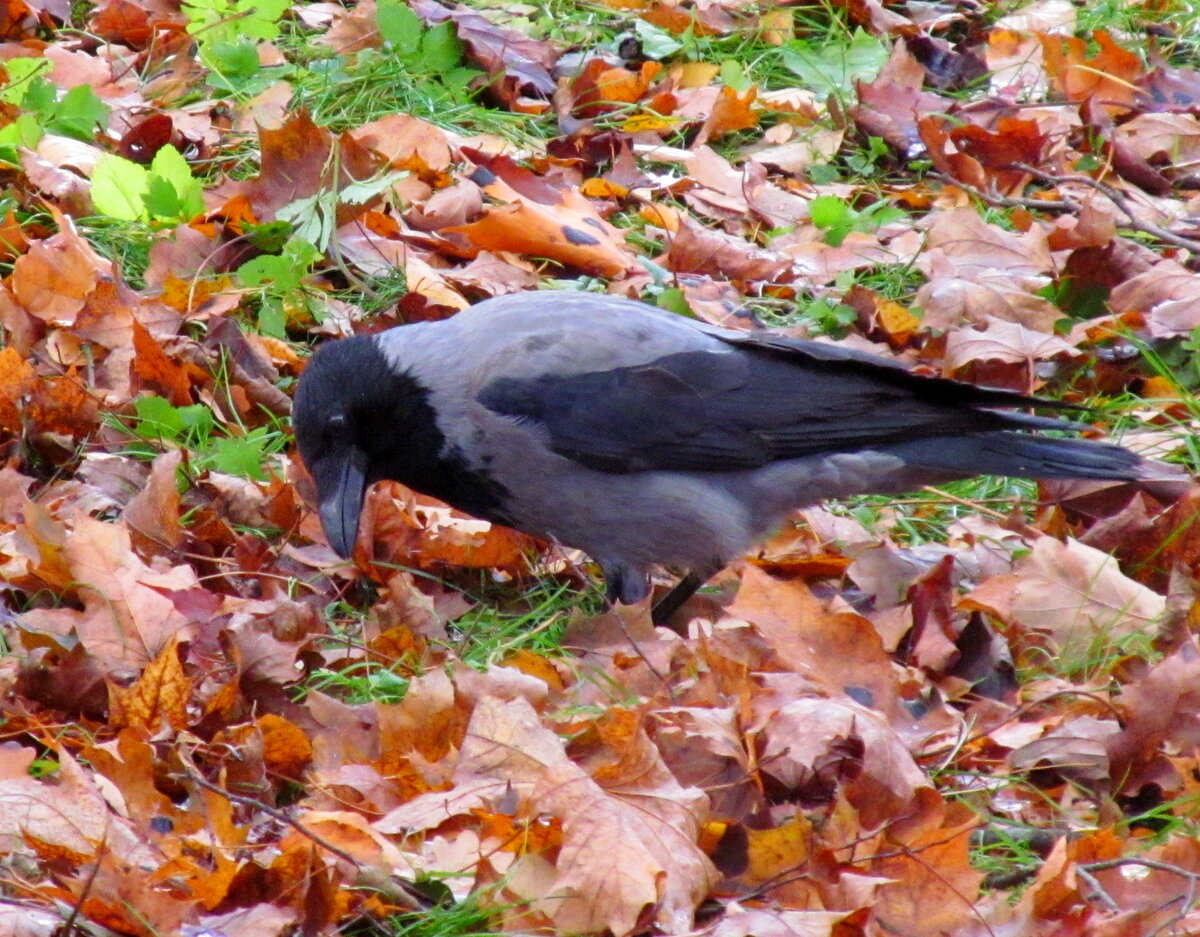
(651, 571, 706, 627)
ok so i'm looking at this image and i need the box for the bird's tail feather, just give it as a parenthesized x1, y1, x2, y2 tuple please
(899, 432, 1145, 481)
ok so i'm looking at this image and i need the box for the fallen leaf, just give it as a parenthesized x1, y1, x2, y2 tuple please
(965, 535, 1166, 648)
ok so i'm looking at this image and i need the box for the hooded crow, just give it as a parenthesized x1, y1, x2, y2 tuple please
(293, 292, 1168, 624)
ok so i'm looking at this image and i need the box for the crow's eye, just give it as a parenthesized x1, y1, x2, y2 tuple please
(322, 412, 351, 446)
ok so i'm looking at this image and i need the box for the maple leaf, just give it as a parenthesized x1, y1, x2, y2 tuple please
(965, 535, 1166, 647)
(16, 514, 202, 676)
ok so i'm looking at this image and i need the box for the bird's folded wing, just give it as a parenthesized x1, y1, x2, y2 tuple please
(476, 338, 1084, 475)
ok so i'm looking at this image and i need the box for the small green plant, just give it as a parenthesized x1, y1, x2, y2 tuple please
(27, 757, 61, 779)
(236, 236, 324, 338)
(90, 146, 205, 224)
(0, 62, 110, 161)
(1, 65, 108, 140)
(757, 293, 858, 337)
(0, 113, 41, 165)
(781, 29, 889, 101)
(275, 168, 408, 253)
(809, 193, 906, 246)
(306, 661, 412, 705)
(843, 135, 896, 177)
(116, 395, 289, 482)
(182, 0, 293, 94)
(375, 0, 475, 88)
(1158, 329, 1200, 390)
(291, 0, 518, 138)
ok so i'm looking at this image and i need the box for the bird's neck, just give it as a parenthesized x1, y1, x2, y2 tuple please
(363, 372, 513, 527)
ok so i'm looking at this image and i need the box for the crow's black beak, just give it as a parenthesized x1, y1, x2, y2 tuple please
(316, 445, 369, 558)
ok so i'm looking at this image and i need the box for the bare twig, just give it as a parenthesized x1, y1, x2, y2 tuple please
(919, 485, 1012, 522)
(1076, 865, 1121, 913)
(59, 817, 108, 936)
(929, 173, 1081, 214)
(179, 751, 430, 910)
(920, 688, 1126, 761)
(1012, 163, 1200, 255)
(1079, 855, 1200, 935)
(934, 164, 1200, 255)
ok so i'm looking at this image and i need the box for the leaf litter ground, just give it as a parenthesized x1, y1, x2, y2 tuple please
(3, 0, 1200, 934)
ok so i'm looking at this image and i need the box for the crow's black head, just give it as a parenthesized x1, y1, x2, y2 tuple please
(293, 335, 444, 557)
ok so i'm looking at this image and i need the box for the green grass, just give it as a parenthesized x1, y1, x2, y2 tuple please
(1019, 626, 1159, 685)
(342, 886, 504, 937)
(1076, 0, 1200, 65)
(77, 216, 156, 288)
(307, 659, 413, 705)
(329, 267, 411, 319)
(303, 570, 602, 706)
(294, 52, 551, 143)
(970, 819, 1054, 892)
(450, 576, 602, 666)
(832, 474, 1039, 545)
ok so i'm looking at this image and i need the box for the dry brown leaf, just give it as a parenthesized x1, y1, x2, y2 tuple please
(1007, 713, 1118, 783)
(351, 113, 454, 173)
(755, 696, 938, 832)
(444, 169, 636, 277)
(0, 750, 154, 867)
(965, 535, 1166, 647)
(81, 729, 188, 831)
(743, 814, 811, 885)
(366, 487, 542, 573)
(0, 345, 36, 434)
(918, 207, 1054, 287)
(1109, 258, 1200, 338)
(108, 634, 191, 731)
(696, 85, 758, 145)
(663, 215, 792, 284)
(131, 319, 194, 405)
(17, 514, 200, 676)
(704, 907, 854, 937)
(942, 317, 1080, 372)
(9, 221, 111, 325)
(258, 713, 315, 779)
(1040, 29, 1143, 113)
(463, 696, 718, 936)
(994, 0, 1076, 32)
(124, 449, 184, 550)
(1118, 112, 1200, 167)
(869, 807, 984, 935)
(730, 568, 900, 715)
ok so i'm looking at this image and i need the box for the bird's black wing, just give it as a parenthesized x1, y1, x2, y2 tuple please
(476, 335, 1086, 474)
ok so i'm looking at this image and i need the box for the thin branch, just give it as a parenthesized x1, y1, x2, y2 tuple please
(929, 173, 1081, 214)
(59, 818, 108, 936)
(1076, 865, 1121, 913)
(1079, 855, 1200, 935)
(180, 754, 430, 910)
(1012, 163, 1200, 255)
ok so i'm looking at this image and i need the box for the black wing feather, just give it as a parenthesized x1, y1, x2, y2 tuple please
(477, 337, 1087, 474)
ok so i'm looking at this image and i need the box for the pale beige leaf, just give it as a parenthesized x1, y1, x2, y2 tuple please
(462, 696, 718, 936)
(967, 536, 1165, 645)
(943, 317, 1079, 370)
